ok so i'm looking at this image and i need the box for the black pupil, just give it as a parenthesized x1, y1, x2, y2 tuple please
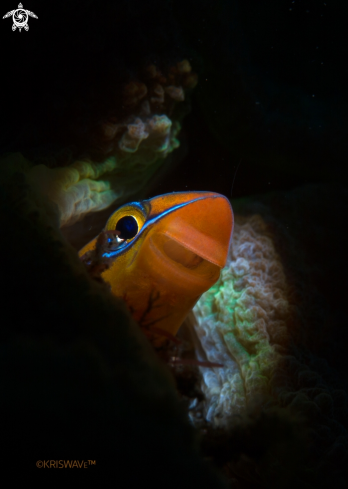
(115, 216, 138, 240)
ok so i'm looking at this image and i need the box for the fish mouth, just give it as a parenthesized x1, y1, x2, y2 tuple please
(144, 231, 221, 291)
(159, 234, 204, 269)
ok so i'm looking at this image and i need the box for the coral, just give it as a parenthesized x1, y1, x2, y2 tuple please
(22, 60, 197, 228)
(26, 157, 118, 226)
(86, 60, 197, 216)
(190, 214, 288, 427)
(183, 185, 348, 488)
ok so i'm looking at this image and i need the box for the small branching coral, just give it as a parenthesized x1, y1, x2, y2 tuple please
(108, 59, 197, 159)
(90, 59, 198, 207)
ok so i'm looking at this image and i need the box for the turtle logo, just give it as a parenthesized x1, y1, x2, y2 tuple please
(3, 3, 38, 32)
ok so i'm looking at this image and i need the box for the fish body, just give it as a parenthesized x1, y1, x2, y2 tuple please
(79, 191, 233, 342)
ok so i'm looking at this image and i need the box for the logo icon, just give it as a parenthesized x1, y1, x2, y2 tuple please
(3, 3, 38, 32)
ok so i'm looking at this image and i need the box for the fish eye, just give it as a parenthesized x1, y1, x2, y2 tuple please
(105, 202, 147, 241)
(115, 215, 139, 240)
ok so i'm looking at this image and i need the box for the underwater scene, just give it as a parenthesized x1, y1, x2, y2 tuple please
(0, 0, 347, 487)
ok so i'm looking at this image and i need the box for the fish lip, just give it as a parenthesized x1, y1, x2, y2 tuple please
(161, 230, 223, 268)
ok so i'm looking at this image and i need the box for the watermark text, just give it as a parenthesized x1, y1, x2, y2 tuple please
(36, 460, 96, 469)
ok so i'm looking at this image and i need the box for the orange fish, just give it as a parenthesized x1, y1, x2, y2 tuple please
(79, 191, 233, 343)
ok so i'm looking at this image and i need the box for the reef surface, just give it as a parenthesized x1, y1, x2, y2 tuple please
(1, 157, 347, 488)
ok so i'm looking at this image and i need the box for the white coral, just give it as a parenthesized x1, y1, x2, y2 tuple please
(191, 215, 288, 427)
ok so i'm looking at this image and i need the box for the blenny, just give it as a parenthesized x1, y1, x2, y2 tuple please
(79, 191, 233, 344)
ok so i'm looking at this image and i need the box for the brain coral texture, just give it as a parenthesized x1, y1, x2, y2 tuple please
(191, 214, 287, 426)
